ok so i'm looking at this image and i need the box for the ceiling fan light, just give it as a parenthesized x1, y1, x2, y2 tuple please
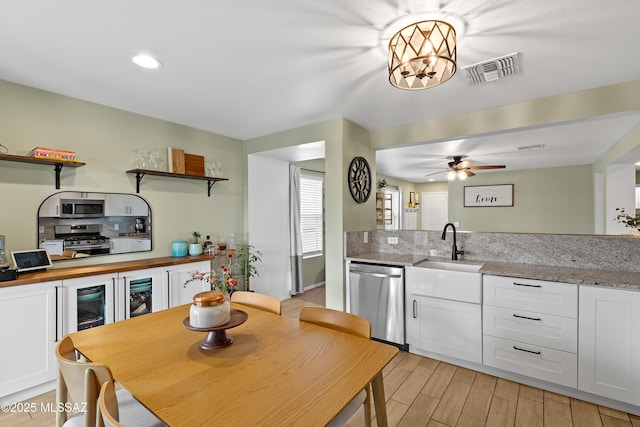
(447, 170, 456, 180)
(457, 170, 467, 180)
(132, 54, 162, 69)
(388, 20, 457, 90)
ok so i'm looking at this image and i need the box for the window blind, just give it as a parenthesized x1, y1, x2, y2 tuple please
(300, 174, 323, 256)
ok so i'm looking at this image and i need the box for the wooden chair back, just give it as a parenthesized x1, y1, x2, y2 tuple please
(299, 307, 372, 426)
(56, 335, 114, 427)
(231, 291, 282, 315)
(299, 306, 371, 339)
(99, 381, 123, 427)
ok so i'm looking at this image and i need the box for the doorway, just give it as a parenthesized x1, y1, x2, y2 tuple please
(421, 192, 448, 230)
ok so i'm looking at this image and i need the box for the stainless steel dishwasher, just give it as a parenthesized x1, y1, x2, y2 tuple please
(347, 262, 406, 349)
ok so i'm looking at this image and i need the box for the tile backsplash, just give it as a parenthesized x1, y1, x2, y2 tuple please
(345, 230, 640, 272)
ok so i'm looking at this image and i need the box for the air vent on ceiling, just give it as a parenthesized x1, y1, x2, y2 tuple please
(462, 52, 521, 85)
(517, 143, 545, 151)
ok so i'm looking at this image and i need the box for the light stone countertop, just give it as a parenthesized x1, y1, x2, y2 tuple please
(480, 261, 640, 291)
(346, 252, 430, 266)
(345, 252, 640, 291)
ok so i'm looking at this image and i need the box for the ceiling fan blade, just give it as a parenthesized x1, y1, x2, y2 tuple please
(465, 170, 476, 177)
(468, 165, 506, 170)
(425, 169, 448, 177)
(457, 160, 472, 169)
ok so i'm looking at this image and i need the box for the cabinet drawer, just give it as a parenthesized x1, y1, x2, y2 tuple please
(483, 335, 577, 388)
(483, 275, 577, 317)
(483, 305, 577, 353)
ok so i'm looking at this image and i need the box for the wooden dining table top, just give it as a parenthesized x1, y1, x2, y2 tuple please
(68, 303, 399, 427)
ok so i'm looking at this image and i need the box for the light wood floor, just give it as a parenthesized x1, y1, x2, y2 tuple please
(3, 296, 639, 427)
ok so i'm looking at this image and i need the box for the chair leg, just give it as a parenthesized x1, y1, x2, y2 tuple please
(364, 383, 371, 427)
(56, 369, 67, 427)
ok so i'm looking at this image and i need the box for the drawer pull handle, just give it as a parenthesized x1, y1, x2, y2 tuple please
(513, 346, 541, 355)
(513, 282, 542, 288)
(513, 314, 542, 321)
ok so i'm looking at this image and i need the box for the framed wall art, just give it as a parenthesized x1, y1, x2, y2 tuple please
(464, 184, 514, 207)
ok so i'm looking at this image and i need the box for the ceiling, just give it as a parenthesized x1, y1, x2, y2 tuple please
(1, 1, 640, 180)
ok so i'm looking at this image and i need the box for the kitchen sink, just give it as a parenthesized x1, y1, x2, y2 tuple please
(410, 260, 483, 303)
(415, 260, 483, 273)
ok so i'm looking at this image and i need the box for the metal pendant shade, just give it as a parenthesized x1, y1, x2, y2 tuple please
(388, 20, 457, 90)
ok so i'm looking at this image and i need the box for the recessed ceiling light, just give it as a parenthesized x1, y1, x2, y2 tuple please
(132, 54, 162, 69)
(428, 178, 435, 182)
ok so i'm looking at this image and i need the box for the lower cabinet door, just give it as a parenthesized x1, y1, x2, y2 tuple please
(163, 261, 212, 308)
(408, 296, 482, 363)
(0, 281, 58, 397)
(579, 286, 640, 405)
(483, 335, 577, 388)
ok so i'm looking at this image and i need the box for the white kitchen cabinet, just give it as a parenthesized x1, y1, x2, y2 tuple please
(579, 285, 640, 405)
(109, 237, 129, 254)
(405, 265, 483, 363)
(483, 275, 578, 388)
(39, 193, 60, 217)
(110, 237, 151, 254)
(61, 191, 106, 200)
(163, 261, 211, 308)
(407, 295, 482, 363)
(0, 281, 59, 397)
(104, 193, 149, 216)
(118, 267, 164, 320)
(128, 238, 151, 252)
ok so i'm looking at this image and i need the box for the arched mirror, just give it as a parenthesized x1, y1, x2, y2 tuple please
(38, 192, 152, 261)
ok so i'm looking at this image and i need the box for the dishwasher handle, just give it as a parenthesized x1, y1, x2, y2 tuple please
(349, 269, 402, 279)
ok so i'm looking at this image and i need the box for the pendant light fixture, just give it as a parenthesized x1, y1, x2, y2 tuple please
(388, 20, 457, 90)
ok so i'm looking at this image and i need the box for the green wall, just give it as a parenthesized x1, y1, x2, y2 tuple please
(0, 80, 244, 263)
(448, 165, 594, 234)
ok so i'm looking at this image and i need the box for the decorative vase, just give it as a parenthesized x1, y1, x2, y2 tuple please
(627, 229, 640, 237)
(189, 243, 203, 256)
(172, 240, 188, 257)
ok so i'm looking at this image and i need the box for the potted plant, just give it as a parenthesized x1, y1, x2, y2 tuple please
(238, 245, 263, 289)
(189, 231, 203, 255)
(614, 208, 640, 236)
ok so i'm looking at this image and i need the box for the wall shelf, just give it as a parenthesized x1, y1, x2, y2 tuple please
(126, 169, 229, 197)
(0, 153, 85, 189)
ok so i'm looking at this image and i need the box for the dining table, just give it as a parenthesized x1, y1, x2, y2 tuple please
(67, 302, 399, 426)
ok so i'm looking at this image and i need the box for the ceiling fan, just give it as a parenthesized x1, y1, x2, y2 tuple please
(425, 155, 506, 179)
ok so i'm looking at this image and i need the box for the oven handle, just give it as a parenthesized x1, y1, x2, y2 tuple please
(122, 276, 128, 319)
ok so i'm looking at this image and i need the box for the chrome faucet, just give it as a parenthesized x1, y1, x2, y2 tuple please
(441, 223, 464, 260)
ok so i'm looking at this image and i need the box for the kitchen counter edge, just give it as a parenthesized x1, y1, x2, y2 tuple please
(0, 255, 215, 288)
(345, 253, 640, 291)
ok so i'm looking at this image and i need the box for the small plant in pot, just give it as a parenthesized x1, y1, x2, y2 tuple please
(189, 231, 203, 255)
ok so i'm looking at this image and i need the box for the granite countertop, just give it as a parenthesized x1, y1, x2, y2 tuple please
(346, 252, 430, 266)
(480, 261, 640, 291)
(345, 253, 640, 291)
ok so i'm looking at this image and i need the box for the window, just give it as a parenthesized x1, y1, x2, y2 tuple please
(300, 173, 324, 257)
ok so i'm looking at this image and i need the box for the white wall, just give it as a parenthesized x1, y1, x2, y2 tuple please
(247, 155, 291, 300)
(605, 163, 636, 234)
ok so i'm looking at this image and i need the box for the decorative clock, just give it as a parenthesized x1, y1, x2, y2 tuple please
(348, 156, 372, 203)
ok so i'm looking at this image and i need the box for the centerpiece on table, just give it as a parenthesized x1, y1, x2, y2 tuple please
(614, 207, 640, 236)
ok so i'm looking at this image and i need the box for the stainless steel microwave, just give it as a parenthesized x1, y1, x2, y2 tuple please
(60, 199, 105, 218)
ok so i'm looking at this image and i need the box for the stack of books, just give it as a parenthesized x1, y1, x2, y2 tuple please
(28, 147, 78, 161)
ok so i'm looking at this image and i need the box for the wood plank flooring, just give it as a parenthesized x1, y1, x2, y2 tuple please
(2, 295, 639, 426)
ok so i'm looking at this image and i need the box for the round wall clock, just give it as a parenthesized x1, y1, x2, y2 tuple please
(348, 156, 372, 203)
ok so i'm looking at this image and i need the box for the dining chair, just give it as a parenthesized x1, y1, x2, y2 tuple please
(98, 380, 122, 427)
(55, 335, 165, 427)
(299, 306, 372, 427)
(231, 290, 282, 314)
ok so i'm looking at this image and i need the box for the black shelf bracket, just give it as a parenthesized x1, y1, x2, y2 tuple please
(54, 163, 63, 189)
(134, 171, 146, 193)
(207, 180, 217, 197)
